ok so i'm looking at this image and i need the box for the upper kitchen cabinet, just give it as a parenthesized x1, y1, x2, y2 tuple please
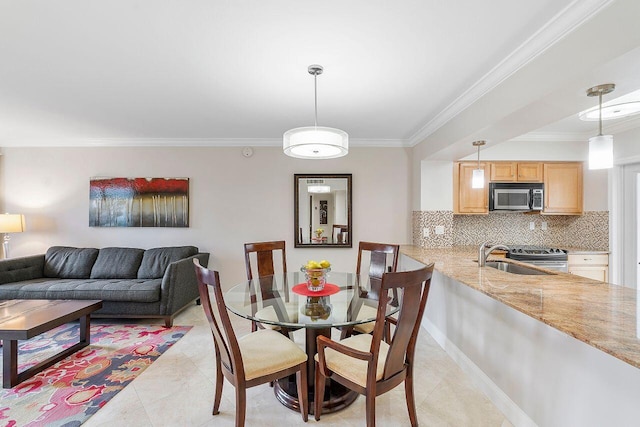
(542, 162, 583, 215)
(454, 162, 489, 214)
(490, 162, 543, 182)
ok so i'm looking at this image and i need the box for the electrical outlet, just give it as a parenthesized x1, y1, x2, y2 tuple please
(435, 225, 445, 235)
(529, 221, 535, 230)
(541, 221, 548, 230)
(423, 227, 430, 238)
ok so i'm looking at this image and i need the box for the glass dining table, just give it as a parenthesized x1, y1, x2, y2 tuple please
(224, 271, 399, 414)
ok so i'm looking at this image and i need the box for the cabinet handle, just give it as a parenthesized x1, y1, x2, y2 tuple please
(584, 258, 592, 261)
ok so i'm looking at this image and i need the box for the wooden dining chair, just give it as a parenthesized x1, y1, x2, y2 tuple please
(243, 240, 297, 334)
(332, 224, 348, 243)
(340, 241, 400, 340)
(314, 264, 434, 426)
(193, 259, 309, 426)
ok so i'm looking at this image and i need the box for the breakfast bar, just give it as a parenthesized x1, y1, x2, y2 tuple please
(400, 245, 640, 427)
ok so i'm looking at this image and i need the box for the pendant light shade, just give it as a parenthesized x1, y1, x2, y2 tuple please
(471, 140, 486, 189)
(588, 135, 613, 170)
(307, 184, 331, 193)
(283, 65, 349, 159)
(283, 126, 348, 159)
(586, 84, 615, 170)
(471, 169, 485, 188)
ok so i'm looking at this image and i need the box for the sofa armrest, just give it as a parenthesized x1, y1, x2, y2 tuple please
(159, 253, 210, 315)
(0, 254, 45, 285)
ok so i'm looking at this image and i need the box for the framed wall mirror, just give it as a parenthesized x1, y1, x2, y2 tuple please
(294, 174, 352, 248)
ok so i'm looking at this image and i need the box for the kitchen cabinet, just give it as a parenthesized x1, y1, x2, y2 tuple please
(453, 161, 583, 215)
(568, 253, 609, 282)
(542, 162, 583, 215)
(490, 162, 543, 182)
(453, 162, 489, 214)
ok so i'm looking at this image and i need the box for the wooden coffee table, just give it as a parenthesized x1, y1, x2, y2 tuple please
(0, 299, 102, 388)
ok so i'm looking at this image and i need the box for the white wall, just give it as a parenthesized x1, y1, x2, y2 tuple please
(614, 127, 640, 163)
(420, 160, 453, 211)
(610, 127, 640, 287)
(0, 146, 411, 287)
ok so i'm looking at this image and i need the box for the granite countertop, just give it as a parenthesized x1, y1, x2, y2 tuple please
(400, 245, 639, 369)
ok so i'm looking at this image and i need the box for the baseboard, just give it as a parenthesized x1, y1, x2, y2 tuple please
(422, 319, 537, 427)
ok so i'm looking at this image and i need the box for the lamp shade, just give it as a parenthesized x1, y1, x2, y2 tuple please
(283, 126, 349, 159)
(471, 169, 485, 188)
(588, 135, 613, 170)
(0, 214, 25, 233)
(308, 185, 331, 193)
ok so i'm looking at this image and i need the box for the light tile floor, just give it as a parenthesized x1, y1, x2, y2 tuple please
(84, 304, 514, 427)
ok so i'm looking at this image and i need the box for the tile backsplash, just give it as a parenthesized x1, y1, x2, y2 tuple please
(413, 211, 609, 251)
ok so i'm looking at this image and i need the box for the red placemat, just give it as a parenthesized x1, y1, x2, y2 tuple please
(292, 283, 340, 297)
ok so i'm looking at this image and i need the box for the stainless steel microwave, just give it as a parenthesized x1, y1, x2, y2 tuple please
(489, 182, 544, 211)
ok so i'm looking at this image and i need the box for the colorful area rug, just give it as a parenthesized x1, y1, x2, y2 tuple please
(0, 323, 191, 426)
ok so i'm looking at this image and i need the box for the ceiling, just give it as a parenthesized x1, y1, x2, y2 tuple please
(1, 0, 639, 159)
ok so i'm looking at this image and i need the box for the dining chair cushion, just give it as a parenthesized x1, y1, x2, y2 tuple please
(353, 304, 378, 334)
(239, 329, 307, 381)
(254, 302, 299, 330)
(315, 333, 389, 388)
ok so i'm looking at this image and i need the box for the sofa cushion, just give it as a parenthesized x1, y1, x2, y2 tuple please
(90, 247, 145, 279)
(137, 246, 199, 279)
(0, 278, 161, 302)
(44, 247, 99, 279)
(0, 255, 45, 284)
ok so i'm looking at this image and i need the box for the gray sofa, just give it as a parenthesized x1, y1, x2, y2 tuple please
(0, 246, 209, 327)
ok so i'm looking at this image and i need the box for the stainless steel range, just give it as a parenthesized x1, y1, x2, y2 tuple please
(505, 245, 568, 272)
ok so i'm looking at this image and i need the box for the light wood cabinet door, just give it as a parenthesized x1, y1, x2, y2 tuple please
(490, 162, 543, 182)
(454, 162, 489, 214)
(569, 266, 608, 282)
(490, 162, 517, 181)
(543, 163, 583, 215)
(568, 253, 608, 282)
(517, 162, 543, 182)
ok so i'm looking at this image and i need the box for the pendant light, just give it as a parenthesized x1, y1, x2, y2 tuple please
(586, 83, 615, 170)
(283, 65, 349, 159)
(471, 140, 486, 188)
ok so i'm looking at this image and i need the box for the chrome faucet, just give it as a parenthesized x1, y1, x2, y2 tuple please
(478, 242, 510, 267)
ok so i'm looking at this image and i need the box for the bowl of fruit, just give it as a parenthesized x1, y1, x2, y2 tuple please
(301, 259, 331, 292)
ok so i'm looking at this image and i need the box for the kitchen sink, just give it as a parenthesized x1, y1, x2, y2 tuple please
(484, 261, 554, 275)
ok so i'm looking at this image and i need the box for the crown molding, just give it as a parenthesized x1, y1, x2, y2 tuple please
(407, 0, 615, 147)
(0, 137, 410, 148)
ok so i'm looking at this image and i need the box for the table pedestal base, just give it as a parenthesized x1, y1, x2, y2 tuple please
(274, 376, 358, 414)
(273, 326, 359, 414)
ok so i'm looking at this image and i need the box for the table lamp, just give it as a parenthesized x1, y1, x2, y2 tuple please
(0, 213, 25, 259)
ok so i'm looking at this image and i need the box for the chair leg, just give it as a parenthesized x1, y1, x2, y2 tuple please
(314, 360, 324, 421)
(340, 326, 353, 340)
(297, 362, 309, 422)
(213, 360, 224, 415)
(235, 387, 246, 427)
(365, 392, 376, 427)
(405, 374, 418, 427)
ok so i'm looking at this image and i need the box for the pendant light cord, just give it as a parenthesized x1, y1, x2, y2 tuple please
(314, 72, 318, 128)
(477, 144, 480, 169)
(598, 91, 603, 136)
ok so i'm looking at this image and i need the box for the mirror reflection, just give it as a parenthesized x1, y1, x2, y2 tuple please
(294, 174, 352, 248)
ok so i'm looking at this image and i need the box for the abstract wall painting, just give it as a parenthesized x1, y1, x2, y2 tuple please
(319, 200, 328, 224)
(90, 178, 189, 227)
